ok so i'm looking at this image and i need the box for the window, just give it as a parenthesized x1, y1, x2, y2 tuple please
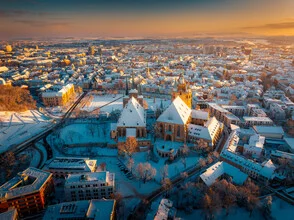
(177, 126, 180, 137)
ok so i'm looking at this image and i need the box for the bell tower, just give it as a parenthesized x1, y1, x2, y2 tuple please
(171, 72, 192, 108)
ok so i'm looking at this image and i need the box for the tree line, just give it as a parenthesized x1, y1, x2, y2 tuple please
(0, 85, 36, 111)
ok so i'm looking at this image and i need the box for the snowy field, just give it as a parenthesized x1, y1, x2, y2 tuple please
(59, 123, 112, 145)
(81, 94, 124, 113)
(0, 110, 52, 153)
(80, 93, 171, 114)
(64, 146, 118, 157)
(123, 150, 200, 183)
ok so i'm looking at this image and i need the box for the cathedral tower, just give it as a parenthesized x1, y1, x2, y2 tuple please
(171, 73, 192, 108)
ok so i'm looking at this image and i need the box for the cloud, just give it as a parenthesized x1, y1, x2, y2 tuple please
(243, 21, 294, 30)
(13, 19, 71, 27)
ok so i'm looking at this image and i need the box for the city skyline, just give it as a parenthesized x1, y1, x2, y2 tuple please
(0, 0, 294, 39)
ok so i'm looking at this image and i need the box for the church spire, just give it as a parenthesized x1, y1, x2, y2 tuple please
(131, 71, 135, 89)
(138, 83, 142, 95)
(125, 76, 129, 96)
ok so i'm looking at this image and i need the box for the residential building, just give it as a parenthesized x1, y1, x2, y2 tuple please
(243, 134, 265, 158)
(222, 105, 246, 117)
(44, 157, 97, 178)
(191, 109, 209, 126)
(43, 199, 116, 220)
(220, 131, 278, 181)
(208, 103, 229, 123)
(253, 126, 284, 139)
(188, 117, 224, 147)
(42, 84, 75, 106)
(154, 199, 176, 220)
(64, 172, 115, 201)
(0, 168, 54, 218)
(243, 116, 273, 127)
(200, 161, 248, 187)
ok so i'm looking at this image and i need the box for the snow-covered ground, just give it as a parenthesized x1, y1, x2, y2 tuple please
(80, 93, 171, 114)
(150, 196, 293, 220)
(120, 141, 200, 183)
(59, 123, 112, 145)
(81, 94, 124, 113)
(0, 110, 52, 153)
(65, 146, 118, 157)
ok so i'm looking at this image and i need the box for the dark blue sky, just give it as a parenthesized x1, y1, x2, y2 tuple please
(0, 0, 293, 39)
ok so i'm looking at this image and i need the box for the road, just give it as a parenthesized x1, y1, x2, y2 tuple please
(2, 91, 88, 156)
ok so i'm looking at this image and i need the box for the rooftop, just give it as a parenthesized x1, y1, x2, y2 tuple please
(45, 157, 97, 171)
(200, 161, 248, 187)
(0, 167, 52, 200)
(65, 172, 114, 186)
(43, 199, 115, 220)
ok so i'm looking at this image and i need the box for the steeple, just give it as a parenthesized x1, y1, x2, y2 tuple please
(131, 71, 135, 89)
(138, 83, 142, 95)
(125, 76, 129, 96)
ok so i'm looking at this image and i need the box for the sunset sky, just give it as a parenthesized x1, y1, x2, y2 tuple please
(0, 0, 294, 39)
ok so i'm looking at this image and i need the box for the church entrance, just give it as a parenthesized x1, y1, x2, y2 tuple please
(166, 134, 172, 141)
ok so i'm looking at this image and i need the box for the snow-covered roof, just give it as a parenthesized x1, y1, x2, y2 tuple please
(243, 116, 273, 122)
(260, 160, 276, 179)
(191, 109, 209, 120)
(188, 117, 223, 141)
(0, 167, 52, 200)
(221, 131, 276, 180)
(44, 199, 115, 220)
(253, 126, 284, 135)
(154, 199, 176, 220)
(117, 97, 146, 127)
(157, 96, 191, 125)
(284, 138, 294, 152)
(65, 172, 114, 187)
(45, 157, 97, 172)
(200, 161, 248, 187)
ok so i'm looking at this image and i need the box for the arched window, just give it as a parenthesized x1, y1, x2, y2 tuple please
(169, 125, 172, 131)
(177, 126, 181, 137)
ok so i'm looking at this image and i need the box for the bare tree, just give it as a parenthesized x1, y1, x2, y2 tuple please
(202, 193, 213, 219)
(199, 158, 207, 168)
(161, 178, 172, 196)
(261, 195, 273, 219)
(100, 162, 106, 171)
(181, 144, 190, 157)
(160, 164, 169, 181)
(195, 139, 209, 153)
(127, 157, 135, 174)
(181, 157, 187, 169)
(136, 162, 156, 183)
(152, 123, 161, 141)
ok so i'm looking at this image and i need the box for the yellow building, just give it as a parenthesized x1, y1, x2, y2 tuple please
(5, 45, 12, 52)
(42, 84, 75, 106)
(171, 73, 192, 108)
